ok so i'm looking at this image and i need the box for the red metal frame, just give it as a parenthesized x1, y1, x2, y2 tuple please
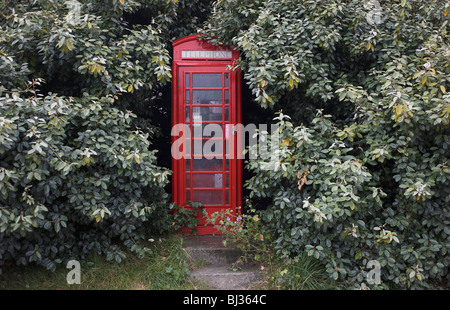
(172, 35, 242, 235)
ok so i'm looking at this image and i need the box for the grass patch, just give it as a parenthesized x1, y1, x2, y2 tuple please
(275, 255, 337, 290)
(0, 235, 197, 290)
(0, 233, 338, 290)
(247, 254, 338, 290)
(206, 207, 338, 290)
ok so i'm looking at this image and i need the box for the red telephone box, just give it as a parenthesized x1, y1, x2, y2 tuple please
(171, 35, 242, 235)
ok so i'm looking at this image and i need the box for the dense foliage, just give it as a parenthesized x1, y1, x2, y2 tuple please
(0, 0, 213, 272)
(201, 0, 449, 288)
(1, 0, 448, 290)
(0, 91, 171, 269)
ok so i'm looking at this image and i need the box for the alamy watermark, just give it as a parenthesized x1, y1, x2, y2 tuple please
(65, 0, 82, 25)
(171, 120, 280, 171)
(366, 260, 381, 285)
(66, 260, 81, 285)
(365, 0, 386, 25)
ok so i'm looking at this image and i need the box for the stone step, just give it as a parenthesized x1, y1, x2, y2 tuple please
(182, 235, 243, 266)
(182, 235, 262, 290)
(189, 265, 262, 290)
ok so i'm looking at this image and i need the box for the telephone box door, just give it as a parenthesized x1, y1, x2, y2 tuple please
(172, 35, 242, 235)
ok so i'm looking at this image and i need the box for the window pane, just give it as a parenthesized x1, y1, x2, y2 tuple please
(225, 190, 230, 205)
(224, 140, 229, 155)
(186, 190, 191, 201)
(192, 106, 222, 122)
(193, 190, 222, 205)
(193, 90, 222, 105)
(185, 73, 190, 88)
(185, 107, 190, 122)
(191, 123, 203, 137)
(192, 139, 223, 156)
(191, 123, 223, 138)
(193, 73, 222, 88)
(186, 90, 190, 105)
(225, 90, 229, 105)
(192, 173, 223, 188)
(185, 139, 191, 156)
(192, 158, 223, 171)
(202, 123, 223, 138)
(225, 73, 229, 88)
(224, 107, 229, 121)
(186, 174, 191, 188)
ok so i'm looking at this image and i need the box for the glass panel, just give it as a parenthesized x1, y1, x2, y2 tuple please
(192, 158, 223, 171)
(186, 190, 191, 201)
(225, 73, 229, 88)
(192, 73, 222, 88)
(225, 159, 229, 171)
(192, 140, 202, 155)
(185, 90, 190, 105)
(225, 190, 230, 205)
(225, 140, 229, 154)
(190, 123, 223, 138)
(193, 190, 222, 205)
(193, 90, 222, 105)
(225, 90, 229, 105)
(225, 174, 229, 187)
(192, 174, 223, 188)
(185, 139, 191, 155)
(192, 106, 222, 122)
(185, 73, 190, 88)
(225, 124, 230, 139)
(186, 174, 191, 188)
(192, 139, 223, 156)
(185, 107, 190, 122)
(185, 124, 191, 138)
(186, 159, 190, 171)
(191, 123, 203, 137)
(224, 107, 229, 121)
(202, 123, 223, 138)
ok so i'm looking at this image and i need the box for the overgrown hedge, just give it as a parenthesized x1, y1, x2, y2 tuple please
(0, 91, 171, 272)
(246, 111, 449, 289)
(0, 0, 194, 272)
(202, 0, 450, 289)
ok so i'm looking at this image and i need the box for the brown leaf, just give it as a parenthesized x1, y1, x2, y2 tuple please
(297, 165, 310, 191)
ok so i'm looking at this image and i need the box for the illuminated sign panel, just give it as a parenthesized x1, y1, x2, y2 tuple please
(181, 50, 232, 59)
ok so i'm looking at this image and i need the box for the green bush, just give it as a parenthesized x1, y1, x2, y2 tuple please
(172, 201, 207, 235)
(0, 0, 213, 272)
(245, 110, 449, 289)
(201, 0, 450, 288)
(0, 90, 171, 272)
(207, 206, 273, 267)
